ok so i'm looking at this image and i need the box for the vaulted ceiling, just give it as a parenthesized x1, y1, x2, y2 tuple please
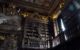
(0, 0, 65, 16)
(11, 0, 64, 16)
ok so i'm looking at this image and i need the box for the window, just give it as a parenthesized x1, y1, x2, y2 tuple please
(54, 21, 59, 37)
(73, 0, 80, 9)
(61, 19, 66, 31)
(68, 4, 75, 11)
(64, 34, 68, 40)
(52, 37, 60, 47)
